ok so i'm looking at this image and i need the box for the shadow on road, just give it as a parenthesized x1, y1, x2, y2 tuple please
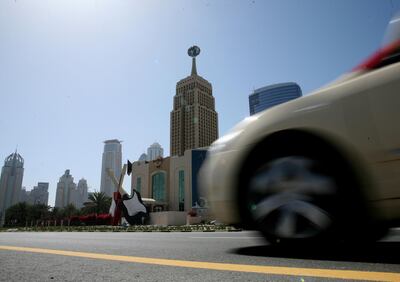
(232, 241, 400, 264)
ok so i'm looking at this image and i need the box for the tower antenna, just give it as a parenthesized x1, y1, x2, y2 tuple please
(188, 45, 201, 76)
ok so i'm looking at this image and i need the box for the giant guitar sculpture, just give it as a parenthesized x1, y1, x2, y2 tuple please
(107, 163, 147, 225)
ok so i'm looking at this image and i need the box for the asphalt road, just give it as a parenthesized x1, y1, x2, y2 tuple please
(1, 230, 400, 281)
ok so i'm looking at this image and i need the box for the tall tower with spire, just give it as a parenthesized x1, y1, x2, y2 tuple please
(170, 46, 219, 156)
(0, 151, 24, 225)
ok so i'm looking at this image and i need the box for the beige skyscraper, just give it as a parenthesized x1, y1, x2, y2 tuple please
(55, 169, 76, 208)
(171, 46, 218, 156)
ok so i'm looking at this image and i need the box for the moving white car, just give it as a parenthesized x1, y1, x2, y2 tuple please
(200, 14, 400, 245)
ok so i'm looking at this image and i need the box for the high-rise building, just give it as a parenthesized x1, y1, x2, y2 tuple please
(29, 182, 49, 205)
(170, 46, 218, 156)
(20, 183, 49, 206)
(147, 142, 164, 161)
(138, 153, 148, 162)
(75, 178, 88, 208)
(20, 187, 29, 203)
(55, 170, 76, 208)
(100, 139, 122, 197)
(249, 82, 302, 115)
(0, 151, 24, 225)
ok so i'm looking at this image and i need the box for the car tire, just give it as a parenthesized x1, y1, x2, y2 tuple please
(241, 144, 387, 246)
(245, 154, 344, 245)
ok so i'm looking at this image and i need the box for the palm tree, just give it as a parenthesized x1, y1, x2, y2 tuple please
(28, 204, 51, 221)
(61, 204, 79, 218)
(50, 207, 60, 220)
(87, 192, 112, 214)
(5, 203, 55, 227)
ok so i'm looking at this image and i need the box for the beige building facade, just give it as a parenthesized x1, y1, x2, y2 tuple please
(131, 149, 208, 214)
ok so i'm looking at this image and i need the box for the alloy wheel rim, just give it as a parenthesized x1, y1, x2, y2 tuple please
(248, 156, 337, 240)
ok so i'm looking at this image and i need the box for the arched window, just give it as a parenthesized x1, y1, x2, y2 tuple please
(152, 172, 166, 201)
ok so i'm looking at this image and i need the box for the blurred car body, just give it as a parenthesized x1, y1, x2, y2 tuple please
(200, 16, 400, 244)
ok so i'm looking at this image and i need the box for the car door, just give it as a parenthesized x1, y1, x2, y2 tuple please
(367, 48, 400, 200)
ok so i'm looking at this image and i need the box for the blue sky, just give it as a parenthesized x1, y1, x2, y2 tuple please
(0, 0, 398, 206)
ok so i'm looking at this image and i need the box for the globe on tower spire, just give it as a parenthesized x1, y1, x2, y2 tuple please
(188, 45, 200, 76)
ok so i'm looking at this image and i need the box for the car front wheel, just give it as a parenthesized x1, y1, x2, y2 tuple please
(246, 155, 342, 244)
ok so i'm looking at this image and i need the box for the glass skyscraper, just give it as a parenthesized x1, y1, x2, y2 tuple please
(249, 82, 302, 115)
